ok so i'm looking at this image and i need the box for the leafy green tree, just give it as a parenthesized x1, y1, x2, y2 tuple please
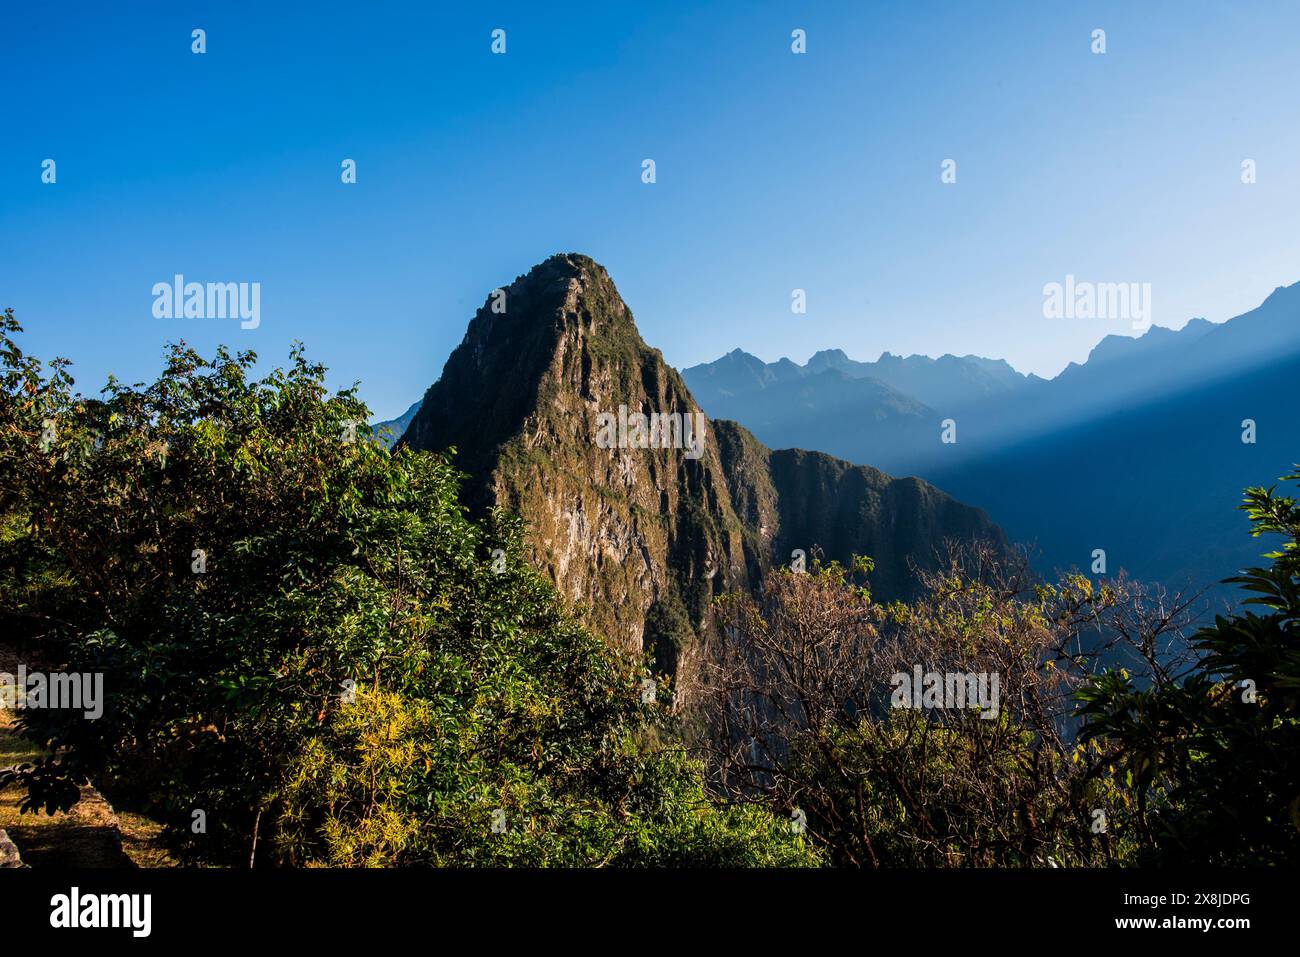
(0, 314, 817, 867)
(1077, 468, 1300, 865)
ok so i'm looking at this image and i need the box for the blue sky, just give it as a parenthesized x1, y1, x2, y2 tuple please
(3, 1, 1299, 419)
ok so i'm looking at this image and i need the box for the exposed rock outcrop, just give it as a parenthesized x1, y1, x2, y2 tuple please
(403, 254, 1009, 665)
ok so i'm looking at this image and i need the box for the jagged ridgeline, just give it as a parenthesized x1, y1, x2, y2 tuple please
(401, 254, 1008, 668)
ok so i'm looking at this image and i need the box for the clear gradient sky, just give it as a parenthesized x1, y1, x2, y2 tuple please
(3, 1, 1299, 419)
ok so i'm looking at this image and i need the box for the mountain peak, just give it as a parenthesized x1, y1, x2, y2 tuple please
(404, 256, 1010, 662)
(403, 253, 739, 657)
(1261, 279, 1300, 306)
(808, 348, 850, 366)
(501, 252, 627, 323)
(531, 251, 605, 278)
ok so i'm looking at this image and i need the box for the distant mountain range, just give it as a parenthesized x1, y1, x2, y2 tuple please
(679, 282, 1300, 597)
(371, 400, 422, 450)
(686, 347, 1038, 416)
(392, 254, 1009, 666)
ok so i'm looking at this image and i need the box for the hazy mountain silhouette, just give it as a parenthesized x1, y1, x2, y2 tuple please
(370, 399, 422, 450)
(681, 282, 1300, 598)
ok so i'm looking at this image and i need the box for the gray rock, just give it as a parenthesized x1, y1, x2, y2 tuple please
(0, 829, 27, 868)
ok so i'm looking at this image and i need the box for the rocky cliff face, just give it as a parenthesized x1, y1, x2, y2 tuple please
(403, 254, 1008, 667)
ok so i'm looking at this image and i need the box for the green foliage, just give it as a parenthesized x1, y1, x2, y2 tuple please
(1077, 468, 1300, 865)
(643, 593, 693, 676)
(0, 314, 816, 867)
(276, 688, 815, 867)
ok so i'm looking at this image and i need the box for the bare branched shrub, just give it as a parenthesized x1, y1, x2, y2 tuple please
(693, 542, 1198, 867)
